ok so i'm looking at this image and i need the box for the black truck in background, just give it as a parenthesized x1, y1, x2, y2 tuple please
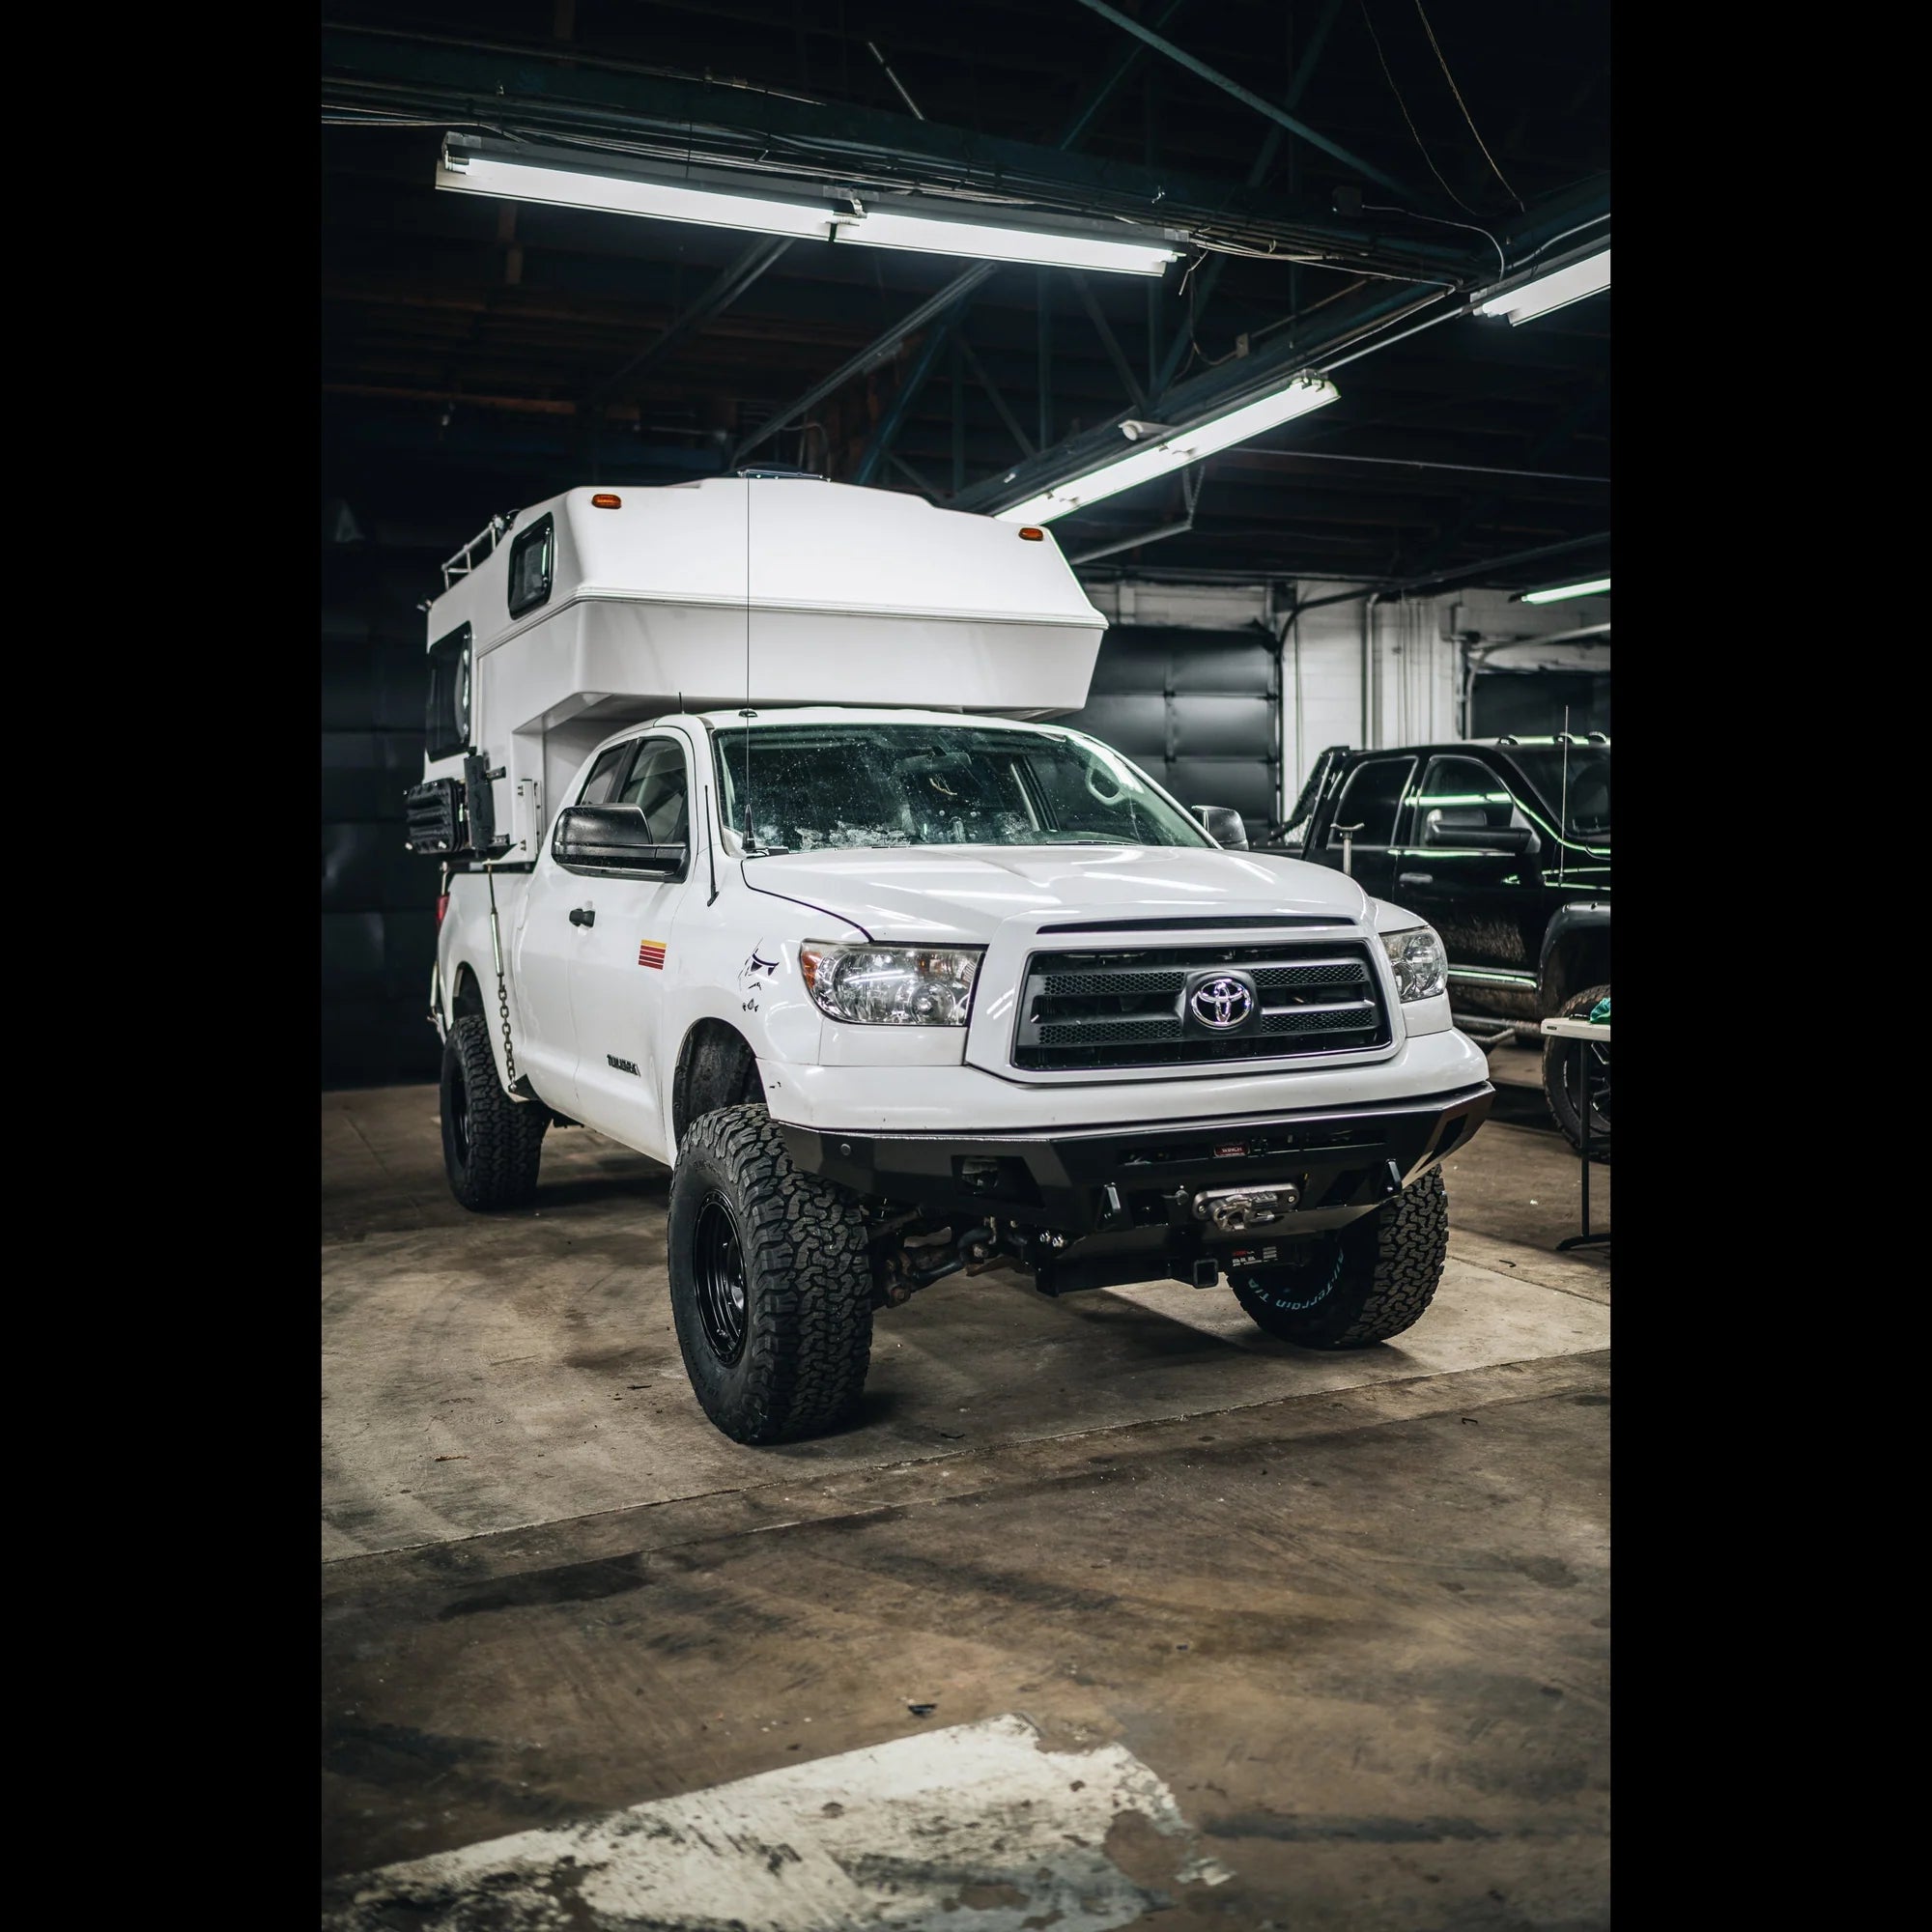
(1260, 736, 1609, 1151)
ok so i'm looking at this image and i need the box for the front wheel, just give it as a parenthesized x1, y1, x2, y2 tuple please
(1232, 1169, 1450, 1349)
(668, 1104, 874, 1443)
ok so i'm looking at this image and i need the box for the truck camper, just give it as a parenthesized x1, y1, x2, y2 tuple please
(407, 475, 1492, 1443)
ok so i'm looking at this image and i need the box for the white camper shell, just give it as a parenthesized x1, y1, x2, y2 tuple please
(415, 477, 1106, 861)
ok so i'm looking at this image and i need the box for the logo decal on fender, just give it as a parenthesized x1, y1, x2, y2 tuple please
(607, 1054, 639, 1075)
(638, 940, 667, 970)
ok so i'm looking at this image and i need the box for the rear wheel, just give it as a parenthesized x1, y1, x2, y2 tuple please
(668, 1104, 873, 1443)
(1232, 1169, 1450, 1349)
(1541, 983, 1611, 1154)
(439, 1013, 547, 1210)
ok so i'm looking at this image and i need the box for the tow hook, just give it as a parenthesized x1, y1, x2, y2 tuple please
(1191, 1184, 1297, 1234)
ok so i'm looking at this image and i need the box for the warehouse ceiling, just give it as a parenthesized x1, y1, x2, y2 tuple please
(321, 0, 1608, 588)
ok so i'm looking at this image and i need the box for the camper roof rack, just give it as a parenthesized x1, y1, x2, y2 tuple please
(1495, 733, 1610, 748)
(440, 508, 522, 589)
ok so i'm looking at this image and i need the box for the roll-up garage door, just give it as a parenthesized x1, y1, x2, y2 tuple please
(1059, 626, 1280, 832)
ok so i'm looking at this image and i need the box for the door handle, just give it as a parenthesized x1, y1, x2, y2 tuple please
(1398, 872, 1434, 887)
(568, 907, 596, 927)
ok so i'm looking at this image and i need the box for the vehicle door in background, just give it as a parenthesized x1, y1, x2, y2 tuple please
(510, 738, 636, 1111)
(1394, 754, 1543, 1015)
(565, 734, 693, 1145)
(1264, 745, 1348, 851)
(1321, 754, 1415, 903)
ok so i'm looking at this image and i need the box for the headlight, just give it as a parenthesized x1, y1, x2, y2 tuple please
(1380, 926, 1447, 1002)
(800, 943, 982, 1026)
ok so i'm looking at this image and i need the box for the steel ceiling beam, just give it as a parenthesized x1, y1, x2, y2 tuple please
(1071, 277, 1147, 413)
(848, 0, 1186, 486)
(1151, 0, 1347, 401)
(585, 234, 793, 402)
(734, 262, 998, 467)
(849, 310, 969, 486)
(1388, 531, 1611, 596)
(1073, 0, 1417, 201)
(958, 337, 1036, 460)
(949, 176, 1609, 519)
(1057, 0, 1192, 150)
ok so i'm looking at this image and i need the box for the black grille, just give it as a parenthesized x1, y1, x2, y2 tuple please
(1012, 941, 1391, 1070)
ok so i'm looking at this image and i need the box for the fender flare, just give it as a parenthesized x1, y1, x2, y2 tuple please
(1539, 902, 1611, 1008)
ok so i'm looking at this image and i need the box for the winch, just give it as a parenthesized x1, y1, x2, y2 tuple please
(1190, 1184, 1299, 1234)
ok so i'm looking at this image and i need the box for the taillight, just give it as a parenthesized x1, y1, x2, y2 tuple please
(436, 894, 450, 926)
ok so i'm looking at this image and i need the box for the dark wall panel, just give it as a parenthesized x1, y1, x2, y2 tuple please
(1060, 625, 1279, 833)
(1470, 669, 1611, 740)
(322, 539, 446, 1088)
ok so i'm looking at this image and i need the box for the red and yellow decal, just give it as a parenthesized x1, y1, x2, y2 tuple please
(638, 939, 668, 971)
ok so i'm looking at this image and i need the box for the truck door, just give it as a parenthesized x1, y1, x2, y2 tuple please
(1320, 754, 1414, 902)
(564, 733, 692, 1150)
(1393, 753, 1542, 995)
(512, 738, 636, 1113)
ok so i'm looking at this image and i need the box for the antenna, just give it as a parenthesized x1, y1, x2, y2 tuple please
(742, 475, 755, 849)
(1557, 705, 1571, 888)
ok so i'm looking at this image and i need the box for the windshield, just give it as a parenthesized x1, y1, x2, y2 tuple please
(1504, 746, 1611, 843)
(711, 722, 1213, 854)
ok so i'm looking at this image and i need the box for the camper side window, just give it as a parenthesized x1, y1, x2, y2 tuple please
(424, 624, 470, 760)
(506, 515, 554, 619)
(577, 743, 634, 807)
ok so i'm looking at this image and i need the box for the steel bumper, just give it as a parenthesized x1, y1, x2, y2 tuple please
(778, 1081, 1494, 1238)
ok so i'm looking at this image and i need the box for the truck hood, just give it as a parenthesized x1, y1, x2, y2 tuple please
(742, 845, 1370, 944)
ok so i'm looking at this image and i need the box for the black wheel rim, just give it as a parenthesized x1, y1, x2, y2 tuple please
(693, 1192, 749, 1364)
(448, 1064, 470, 1161)
(1570, 1044, 1610, 1135)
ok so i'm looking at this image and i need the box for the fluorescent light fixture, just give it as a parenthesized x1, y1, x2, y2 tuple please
(439, 153, 840, 240)
(1520, 577, 1610, 605)
(848, 208, 1175, 274)
(993, 375, 1340, 525)
(1476, 247, 1609, 325)
(436, 150, 1179, 276)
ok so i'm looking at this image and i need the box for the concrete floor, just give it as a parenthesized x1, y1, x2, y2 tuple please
(322, 1041, 1607, 1929)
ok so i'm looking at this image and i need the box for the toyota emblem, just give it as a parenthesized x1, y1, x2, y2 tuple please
(1189, 975, 1257, 1030)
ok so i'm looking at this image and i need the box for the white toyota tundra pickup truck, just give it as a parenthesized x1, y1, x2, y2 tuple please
(406, 476, 1493, 1443)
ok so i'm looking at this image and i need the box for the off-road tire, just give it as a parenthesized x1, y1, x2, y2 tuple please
(439, 1013, 548, 1210)
(1232, 1168, 1450, 1350)
(1541, 983, 1610, 1156)
(668, 1103, 873, 1444)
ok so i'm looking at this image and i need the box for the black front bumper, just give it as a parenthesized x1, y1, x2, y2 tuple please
(778, 1083, 1493, 1242)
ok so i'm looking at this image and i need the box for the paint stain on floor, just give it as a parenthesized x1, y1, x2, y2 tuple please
(322, 1713, 1227, 1931)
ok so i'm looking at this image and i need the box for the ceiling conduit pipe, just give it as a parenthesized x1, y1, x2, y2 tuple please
(1361, 593, 1376, 749)
(1282, 594, 1306, 816)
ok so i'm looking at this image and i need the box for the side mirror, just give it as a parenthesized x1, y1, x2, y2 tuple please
(1191, 805, 1250, 850)
(554, 805, 688, 878)
(1422, 810, 1537, 855)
